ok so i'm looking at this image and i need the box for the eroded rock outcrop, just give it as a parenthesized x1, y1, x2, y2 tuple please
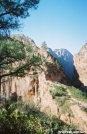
(73, 43, 87, 91)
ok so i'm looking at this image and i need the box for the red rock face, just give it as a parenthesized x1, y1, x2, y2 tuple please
(27, 77, 39, 101)
(27, 90, 35, 101)
(45, 63, 71, 85)
(46, 63, 63, 81)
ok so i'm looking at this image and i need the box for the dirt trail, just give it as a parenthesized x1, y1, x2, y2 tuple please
(56, 83, 87, 133)
(67, 89, 87, 108)
(67, 89, 87, 133)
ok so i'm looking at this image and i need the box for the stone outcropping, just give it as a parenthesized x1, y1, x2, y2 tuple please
(73, 43, 87, 91)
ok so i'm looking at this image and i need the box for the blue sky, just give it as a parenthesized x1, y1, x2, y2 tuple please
(12, 0, 87, 55)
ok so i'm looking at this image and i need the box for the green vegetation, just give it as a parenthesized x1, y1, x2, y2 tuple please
(0, 37, 42, 97)
(0, 102, 43, 134)
(0, 36, 42, 78)
(61, 101, 72, 114)
(0, 0, 40, 35)
(0, 101, 77, 134)
(55, 96, 68, 106)
(53, 58, 60, 69)
(50, 84, 67, 97)
(33, 71, 38, 75)
(50, 84, 73, 115)
(55, 97, 72, 115)
(68, 86, 87, 103)
(0, 0, 41, 96)
(41, 41, 47, 49)
(81, 107, 87, 113)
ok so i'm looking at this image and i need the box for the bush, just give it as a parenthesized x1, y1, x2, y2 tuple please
(68, 86, 87, 102)
(81, 107, 87, 113)
(50, 85, 67, 97)
(61, 101, 72, 115)
(55, 97, 66, 106)
(0, 103, 43, 134)
(0, 101, 78, 134)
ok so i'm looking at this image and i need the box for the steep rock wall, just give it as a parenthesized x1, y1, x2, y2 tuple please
(1, 72, 69, 119)
(1, 72, 87, 133)
(73, 44, 87, 91)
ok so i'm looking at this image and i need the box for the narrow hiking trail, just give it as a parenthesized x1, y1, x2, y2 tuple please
(66, 88, 87, 133)
(54, 83, 87, 133)
(67, 89, 87, 108)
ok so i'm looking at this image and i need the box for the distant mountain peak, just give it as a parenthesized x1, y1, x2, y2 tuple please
(48, 48, 74, 79)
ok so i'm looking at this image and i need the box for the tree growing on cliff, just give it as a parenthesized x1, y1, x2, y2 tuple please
(41, 41, 47, 49)
(0, 36, 42, 95)
(0, 0, 41, 96)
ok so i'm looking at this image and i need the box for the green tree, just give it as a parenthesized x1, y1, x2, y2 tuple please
(0, 36, 42, 96)
(41, 41, 47, 49)
(0, 0, 40, 35)
(0, 0, 41, 97)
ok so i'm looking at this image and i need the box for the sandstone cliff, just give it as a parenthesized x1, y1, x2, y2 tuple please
(1, 70, 87, 133)
(73, 43, 87, 92)
(1, 35, 87, 133)
(1, 34, 71, 101)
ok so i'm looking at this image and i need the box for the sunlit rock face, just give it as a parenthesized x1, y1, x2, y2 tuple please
(48, 48, 74, 79)
(73, 43, 87, 91)
(1, 34, 71, 101)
